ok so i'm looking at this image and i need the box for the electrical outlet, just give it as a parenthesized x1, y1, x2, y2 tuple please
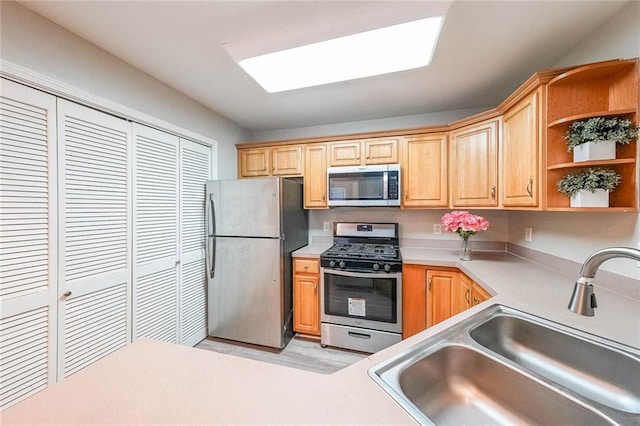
(525, 227, 533, 242)
(323, 222, 330, 232)
(433, 224, 442, 235)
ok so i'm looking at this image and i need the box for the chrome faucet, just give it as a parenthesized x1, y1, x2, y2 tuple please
(568, 247, 640, 316)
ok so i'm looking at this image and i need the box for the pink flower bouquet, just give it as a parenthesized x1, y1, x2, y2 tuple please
(441, 210, 489, 240)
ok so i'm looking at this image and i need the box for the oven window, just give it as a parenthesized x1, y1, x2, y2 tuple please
(329, 172, 384, 200)
(324, 272, 397, 323)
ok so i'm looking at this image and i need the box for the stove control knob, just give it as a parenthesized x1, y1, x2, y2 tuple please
(329, 260, 336, 268)
(384, 264, 391, 272)
(372, 263, 380, 271)
(339, 261, 346, 269)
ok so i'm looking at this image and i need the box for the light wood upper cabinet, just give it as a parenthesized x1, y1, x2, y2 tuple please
(450, 119, 499, 207)
(272, 145, 303, 176)
(328, 137, 399, 167)
(238, 146, 303, 178)
(304, 144, 328, 208)
(364, 138, 399, 164)
(239, 147, 270, 177)
(293, 258, 321, 336)
(402, 133, 448, 208)
(501, 89, 541, 207)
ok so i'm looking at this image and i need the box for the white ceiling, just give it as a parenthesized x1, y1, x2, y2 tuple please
(18, 1, 630, 132)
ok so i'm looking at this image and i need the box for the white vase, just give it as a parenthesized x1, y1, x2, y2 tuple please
(570, 189, 609, 207)
(573, 140, 616, 163)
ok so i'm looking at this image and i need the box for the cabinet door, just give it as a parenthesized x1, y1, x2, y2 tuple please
(452, 273, 472, 316)
(501, 90, 539, 207)
(402, 134, 448, 207)
(132, 124, 180, 344)
(293, 273, 320, 336)
(450, 120, 499, 207)
(272, 145, 302, 176)
(57, 99, 131, 379)
(364, 138, 398, 165)
(328, 141, 361, 166)
(239, 147, 270, 177)
(179, 139, 212, 346)
(427, 270, 458, 327)
(304, 144, 328, 208)
(402, 264, 428, 339)
(472, 282, 491, 306)
(0, 79, 58, 409)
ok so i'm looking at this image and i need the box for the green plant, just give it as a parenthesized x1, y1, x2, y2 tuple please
(564, 117, 638, 151)
(556, 168, 621, 197)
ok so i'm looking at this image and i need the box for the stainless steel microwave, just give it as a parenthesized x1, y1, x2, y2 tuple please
(327, 164, 401, 207)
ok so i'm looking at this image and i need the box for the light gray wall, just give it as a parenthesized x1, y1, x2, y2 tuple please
(508, 1, 640, 280)
(247, 107, 488, 142)
(309, 208, 509, 248)
(0, 1, 248, 179)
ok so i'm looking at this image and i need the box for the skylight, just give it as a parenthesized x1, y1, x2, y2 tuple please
(238, 16, 444, 93)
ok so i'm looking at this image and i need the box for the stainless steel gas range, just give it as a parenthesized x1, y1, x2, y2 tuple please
(320, 222, 402, 353)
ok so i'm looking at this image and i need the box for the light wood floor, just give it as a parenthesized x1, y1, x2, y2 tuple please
(195, 335, 368, 374)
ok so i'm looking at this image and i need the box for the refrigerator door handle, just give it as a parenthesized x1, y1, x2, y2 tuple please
(208, 193, 216, 236)
(207, 236, 216, 279)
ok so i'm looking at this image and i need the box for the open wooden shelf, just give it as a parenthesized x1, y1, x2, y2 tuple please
(547, 158, 635, 171)
(545, 58, 638, 211)
(547, 108, 636, 128)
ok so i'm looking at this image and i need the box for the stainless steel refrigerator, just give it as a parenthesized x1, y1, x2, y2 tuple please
(205, 177, 308, 349)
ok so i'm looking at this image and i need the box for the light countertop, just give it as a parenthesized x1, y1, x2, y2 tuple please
(3, 247, 639, 425)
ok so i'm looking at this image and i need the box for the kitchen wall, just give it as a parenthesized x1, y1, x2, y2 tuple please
(247, 106, 488, 142)
(508, 0, 640, 280)
(0, 0, 248, 179)
(309, 208, 509, 249)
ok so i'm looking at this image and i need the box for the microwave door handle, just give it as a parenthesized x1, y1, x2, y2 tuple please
(383, 171, 388, 200)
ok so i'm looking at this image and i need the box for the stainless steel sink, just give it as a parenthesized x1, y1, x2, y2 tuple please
(470, 313, 640, 414)
(369, 304, 640, 425)
(397, 345, 608, 425)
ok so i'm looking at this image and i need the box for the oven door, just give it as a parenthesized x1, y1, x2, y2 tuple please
(321, 268, 402, 334)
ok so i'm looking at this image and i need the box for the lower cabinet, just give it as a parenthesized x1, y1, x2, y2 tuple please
(293, 258, 321, 336)
(402, 264, 492, 339)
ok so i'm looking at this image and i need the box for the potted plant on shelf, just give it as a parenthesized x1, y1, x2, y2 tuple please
(565, 117, 638, 163)
(556, 168, 621, 207)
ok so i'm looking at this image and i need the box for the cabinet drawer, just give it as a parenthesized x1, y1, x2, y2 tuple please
(294, 258, 320, 274)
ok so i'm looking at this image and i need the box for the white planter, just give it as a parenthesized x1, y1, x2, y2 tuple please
(570, 189, 609, 208)
(573, 140, 616, 162)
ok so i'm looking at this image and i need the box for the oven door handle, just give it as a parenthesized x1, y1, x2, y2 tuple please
(323, 268, 400, 279)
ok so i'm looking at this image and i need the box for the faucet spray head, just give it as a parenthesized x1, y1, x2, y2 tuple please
(568, 278, 597, 316)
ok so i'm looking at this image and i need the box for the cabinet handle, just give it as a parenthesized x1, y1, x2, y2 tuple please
(314, 283, 317, 292)
(427, 277, 432, 290)
(405, 191, 408, 200)
(465, 289, 470, 304)
(304, 265, 308, 270)
(526, 179, 533, 197)
(490, 185, 496, 199)
(62, 291, 72, 298)
(322, 194, 325, 201)
(175, 260, 181, 266)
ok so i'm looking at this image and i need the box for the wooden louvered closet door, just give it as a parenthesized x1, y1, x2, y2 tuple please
(179, 139, 211, 346)
(132, 124, 180, 343)
(0, 79, 58, 409)
(56, 99, 132, 378)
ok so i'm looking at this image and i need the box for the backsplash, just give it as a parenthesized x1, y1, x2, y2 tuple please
(308, 207, 509, 246)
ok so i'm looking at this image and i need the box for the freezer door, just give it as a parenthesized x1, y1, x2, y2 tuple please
(207, 236, 284, 348)
(207, 178, 280, 238)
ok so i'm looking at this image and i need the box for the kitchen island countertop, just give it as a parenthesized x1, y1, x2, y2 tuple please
(3, 247, 639, 424)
